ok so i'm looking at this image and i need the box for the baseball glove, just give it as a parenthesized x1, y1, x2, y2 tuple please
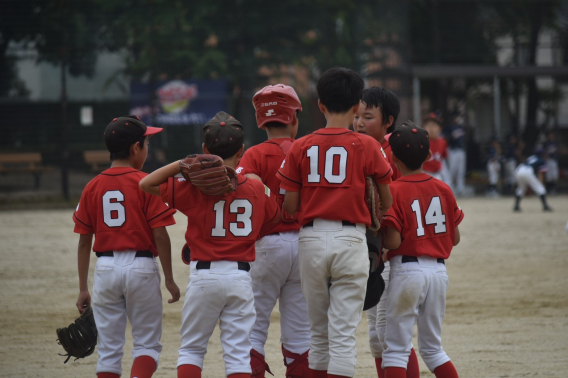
(56, 306, 98, 363)
(365, 177, 384, 236)
(179, 154, 238, 196)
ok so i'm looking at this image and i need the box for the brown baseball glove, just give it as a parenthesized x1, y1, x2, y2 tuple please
(365, 177, 384, 236)
(179, 154, 238, 196)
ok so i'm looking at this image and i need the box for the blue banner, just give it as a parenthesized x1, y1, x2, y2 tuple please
(130, 79, 228, 126)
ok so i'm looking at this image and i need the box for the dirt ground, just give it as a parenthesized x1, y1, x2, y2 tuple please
(0, 196, 567, 378)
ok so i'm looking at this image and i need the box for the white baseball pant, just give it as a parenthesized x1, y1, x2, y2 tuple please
(504, 158, 517, 186)
(92, 251, 163, 376)
(178, 260, 256, 376)
(250, 231, 311, 356)
(366, 261, 390, 358)
(448, 148, 466, 195)
(545, 159, 559, 183)
(515, 165, 546, 197)
(298, 218, 369, 377)
(382, 255, 451, 372)
(487, 160, 500, 185)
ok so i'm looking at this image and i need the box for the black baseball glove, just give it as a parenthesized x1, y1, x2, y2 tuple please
(56, 306, 98, 363)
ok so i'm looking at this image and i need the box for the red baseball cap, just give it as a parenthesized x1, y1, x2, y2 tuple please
(252, 84, 302, 129)
(104, 116, 163, 153)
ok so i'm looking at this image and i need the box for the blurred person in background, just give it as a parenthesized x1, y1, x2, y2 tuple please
(543, 131, 559, 194)
(486, 137, 501, 198)
(422, 113, 448, 181)
(513, 148, 553, 212)
(446, 111, 467, 196)
(502, 134, 521, 194)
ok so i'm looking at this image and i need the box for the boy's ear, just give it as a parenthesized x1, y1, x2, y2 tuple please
(236, 144, 245, 159)
(202, 143, 209, 154)
(317, 99, 327, 114)
(425, 150, 433, 162)
(385, 115, 394, 129)
(352, 102, 360, 114)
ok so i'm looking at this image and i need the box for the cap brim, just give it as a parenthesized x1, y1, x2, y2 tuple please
(144, 126, 163, 136)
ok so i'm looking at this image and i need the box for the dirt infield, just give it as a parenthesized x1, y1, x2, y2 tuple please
(0, 196, 567, 377)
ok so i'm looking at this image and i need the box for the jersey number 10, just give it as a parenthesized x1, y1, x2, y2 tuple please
(410, 196, 446, 237)
(306, 146, 348, 184)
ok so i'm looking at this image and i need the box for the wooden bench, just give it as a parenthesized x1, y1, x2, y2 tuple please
(0, 152, 42, 189)
(84, 150, 110, 172)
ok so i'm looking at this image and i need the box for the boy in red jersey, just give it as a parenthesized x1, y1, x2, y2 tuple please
(236, 85, 311, 378)
(422, 113, 449, 181)
(353, 86, 400, 180)
(278, 68, 393, 378)
(381, 122, 464, 378)
(354, 87, 419, 378)
(139, 111, 280, 378)
(73, 116, 180, 378)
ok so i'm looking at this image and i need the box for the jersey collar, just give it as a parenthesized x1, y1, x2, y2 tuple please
(100, 167, 139, 176)
(396, 173, 433, 183)
(313, 127, 352, 135)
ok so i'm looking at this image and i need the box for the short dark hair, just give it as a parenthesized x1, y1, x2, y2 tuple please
(264, 121, 288, 129)
(361, 87, 400, 126)
(317, 67, 364, 114)
(110, 136, 147, 161)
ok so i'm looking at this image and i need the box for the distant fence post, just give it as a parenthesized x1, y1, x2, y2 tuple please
(493, 75, 501, 139)
(413, 76, 420, 125)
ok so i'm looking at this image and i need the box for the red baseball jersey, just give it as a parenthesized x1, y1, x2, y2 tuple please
(237, 138, 300, 234)
(382, 135, 400, 181)
(383, 173, 464, 260)
(277, 128, 392, 226)
(73, 167, 177, 255)
(160, 174, 280, 262)
(423, 137, 448, 173)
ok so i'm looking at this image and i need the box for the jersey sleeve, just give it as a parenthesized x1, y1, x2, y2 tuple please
(383, 199, 404, 233)
(453, 199, 464, 227)
(236, 149, 258, 175)
(73, 187, 94, 234)
(263, 184, 280, 224)
(159, 176, 196, 212)
(277, 141, 302, 192)
(144, 191, 177, 228)
(367, 139, 392, 185)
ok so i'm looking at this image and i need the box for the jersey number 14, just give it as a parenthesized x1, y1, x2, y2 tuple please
(410, 196, 446, 237)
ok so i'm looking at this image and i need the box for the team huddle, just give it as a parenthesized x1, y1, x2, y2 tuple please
(71, 68, 464, 378)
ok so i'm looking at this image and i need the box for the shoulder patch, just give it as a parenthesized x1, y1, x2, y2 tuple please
(177, 177, 186, 182)
(280, 159, 286, 169)
(264, 185, 271, 197)
(236, 167, 244, 173)
(380, 147, 387, 158)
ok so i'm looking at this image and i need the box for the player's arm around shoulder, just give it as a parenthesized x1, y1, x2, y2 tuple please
(139, 160, 182, 196)
(76, 232, 93, 313)
(153, 226, 180, 304)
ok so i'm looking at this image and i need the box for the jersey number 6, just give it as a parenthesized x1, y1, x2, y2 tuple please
(410, 196, 446, 237)
(211, 199, 253, 237)
(102, 190, 126, 228)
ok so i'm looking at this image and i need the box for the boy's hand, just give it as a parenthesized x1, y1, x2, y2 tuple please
(76, 290, 91, 313)
(165, 279, 180, 304)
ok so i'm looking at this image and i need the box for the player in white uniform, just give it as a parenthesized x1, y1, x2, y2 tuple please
(514, 149, 553, 212)
(237, 85, 311, 378)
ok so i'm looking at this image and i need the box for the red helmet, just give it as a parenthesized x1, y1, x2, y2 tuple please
(252, 84, 302, 129)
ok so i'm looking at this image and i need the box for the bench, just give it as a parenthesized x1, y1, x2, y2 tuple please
(84, 150, 110, 172)
(0, 152, 42, 189)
